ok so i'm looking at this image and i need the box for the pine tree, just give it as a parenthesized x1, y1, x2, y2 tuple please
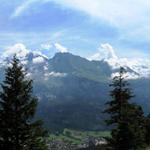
(0, 56, 48, 150)
(104, 67, 145, 150)
(144, 114, 150, 145)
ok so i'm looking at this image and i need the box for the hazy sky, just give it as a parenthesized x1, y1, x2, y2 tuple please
(0, 0, 150, 58)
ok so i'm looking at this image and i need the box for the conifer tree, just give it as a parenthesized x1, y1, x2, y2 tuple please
(144, 114, 150, 145)
(105, 67, 145, 150)
(0, 55, 47, 150)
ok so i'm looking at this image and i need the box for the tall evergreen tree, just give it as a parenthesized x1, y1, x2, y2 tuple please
(144, 114, 150, 145)
(104, 67, 145, 150)
(0, 56, 47, 150)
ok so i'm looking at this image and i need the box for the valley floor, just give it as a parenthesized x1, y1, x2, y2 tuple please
(47, 129, 109, 150)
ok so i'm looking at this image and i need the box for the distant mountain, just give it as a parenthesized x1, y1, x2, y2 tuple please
(0, 43, 150, 131)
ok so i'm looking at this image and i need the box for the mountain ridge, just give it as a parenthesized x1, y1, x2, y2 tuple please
(0, 43, 150, 131)
(1, 43, 150, 81)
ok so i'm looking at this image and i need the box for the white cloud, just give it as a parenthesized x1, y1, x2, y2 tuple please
(33, 56, 45, 64)
(11, 0, 38, 18)
(3, 43, 29, 58)
(54, 43, 68, 53)
(41, 43, 52, 50)
(101, 43, 118, 59)
(2, 43, 48, 65)
(111, 72, 139, 80)
(11, 0, 150, 28)
(32, 51, 49, 59)
(54, 0, 150, 28)
(21, 60, 28, 65)
(90, 43, 118, 60)
(89, 53, 101, 61)
(44, 65, 48, 71)
(10, 0, 150, 43)
(45, 71, 67, 78)
(90, 43, 150, 78)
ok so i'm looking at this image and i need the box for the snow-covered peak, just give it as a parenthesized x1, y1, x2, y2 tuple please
(90, 43, 150, 79)
(54, 43, 68, 53)
(0, 43, 49, 68)
(2, 43, 29, 58)
(105, 54, 150, 79)
(90, 43, 118, 61)
(1, 43, 150, 80)
(40, 42, 69, 54)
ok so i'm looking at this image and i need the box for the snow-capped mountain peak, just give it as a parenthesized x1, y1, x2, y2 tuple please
(1, 43, 48, 64)
(2, 43, 29, 58)
(1, 43, 150, 80)
(90, 43, 150, 79)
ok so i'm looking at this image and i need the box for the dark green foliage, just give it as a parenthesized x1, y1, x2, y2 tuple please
(129, 105, 146, 149)
(0, 56, 47, 150)
(144, 114, 150, 145)
(105, 67, 145, 150)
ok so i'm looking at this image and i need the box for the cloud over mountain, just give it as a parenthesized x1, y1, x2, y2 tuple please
(3, 43, 29, 58)
(90, 43, 118, 60)
(54, 43, 68, 53)
(1, 42, 150, 79)
(90, 43, 150, 78)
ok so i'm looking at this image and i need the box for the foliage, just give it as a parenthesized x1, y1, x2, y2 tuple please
(0, 56, 47, 150)
(146, 146, 150, 150)
(145, 114, 150, 145)
(104, 67, 146, 150)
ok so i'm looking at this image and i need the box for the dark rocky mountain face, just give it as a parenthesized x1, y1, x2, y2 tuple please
(0, 51, 150, 132)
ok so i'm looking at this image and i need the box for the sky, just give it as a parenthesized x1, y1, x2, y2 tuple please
(0, 0, 150, 59)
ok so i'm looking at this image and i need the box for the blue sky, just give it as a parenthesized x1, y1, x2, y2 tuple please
(0, 0, 150, 58)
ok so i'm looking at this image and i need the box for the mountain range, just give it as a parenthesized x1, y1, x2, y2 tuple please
(0, 43, 150, 132)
